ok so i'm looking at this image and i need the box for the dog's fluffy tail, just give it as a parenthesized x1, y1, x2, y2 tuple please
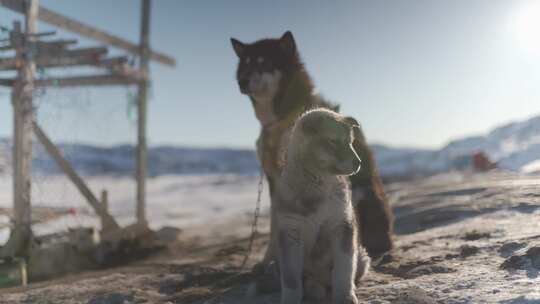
(348, 120, 394, 258)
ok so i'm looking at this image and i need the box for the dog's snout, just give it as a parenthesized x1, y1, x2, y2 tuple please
(239, 77, 250, 92)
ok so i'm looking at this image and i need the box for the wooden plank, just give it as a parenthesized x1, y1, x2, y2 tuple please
(0, 55, 127, 71)
(136, 0, 151, 225)
(27, 30, 55, 38)
(35, 39, 77, 51)
(40, 46, 108, 58)
(39, 55, 125, 70)
(0, 0, 176, 66)
(100, 222, 151, 243)
(0, 73, 143, 87)
(0, 57, 18, 69)
(34, 74, 141, 87)
(0, 47, 107, 70)
(0, 44, 15, 51)
(0, 78, 14, 86)
(32, 122, 120, 231)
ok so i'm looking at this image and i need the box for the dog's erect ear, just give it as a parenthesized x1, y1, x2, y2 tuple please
(344, 116, 360, 128)
(344, 116, 367, 143)
(279, 31, 296, 56)
(230, 38, 246, 58)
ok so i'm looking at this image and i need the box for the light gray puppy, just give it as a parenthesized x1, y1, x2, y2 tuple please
(274, 108, 370, 304)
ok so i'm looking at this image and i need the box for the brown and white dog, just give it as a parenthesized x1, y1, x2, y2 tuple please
(230, 31, 394, 270)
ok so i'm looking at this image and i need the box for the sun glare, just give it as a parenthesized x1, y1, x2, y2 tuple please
(510, 1, 540, 55)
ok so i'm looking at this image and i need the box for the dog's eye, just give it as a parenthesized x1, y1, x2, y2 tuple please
(257, 57, 264, 64)
(245, 57, 251, 64)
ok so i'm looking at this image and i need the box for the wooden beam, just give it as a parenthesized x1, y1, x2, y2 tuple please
(99, 56, 128, 67)
(136, 0, 151, 225)
(0, 78, 14, 86)
(0, 55, 127, 71)
(0, 45, 15, 51)
(0, 57, 18, 69)
(40, 46, 108, 58)
(35, 39, 77, 51)
(1, 47, 107, 70)
(34, 74, 141, 87)
(0, 73, 143, 88)
(0, 0, 176, 66)
(32, 122, 120, 231)
(27, 30, 55, 38)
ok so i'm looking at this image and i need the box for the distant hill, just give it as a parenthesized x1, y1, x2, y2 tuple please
(0, 141, 259, 176)
(0, 114, 539, 177)
(373, 114, 540, 177)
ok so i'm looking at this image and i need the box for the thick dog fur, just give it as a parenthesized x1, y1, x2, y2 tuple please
(230, 31, 394, 266)
(273, 109, 370, 304)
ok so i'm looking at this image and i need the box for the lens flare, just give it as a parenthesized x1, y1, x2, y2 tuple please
(510, 1, 540, 55)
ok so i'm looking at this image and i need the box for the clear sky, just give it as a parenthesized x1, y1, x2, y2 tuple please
(1, 0, 540, 149)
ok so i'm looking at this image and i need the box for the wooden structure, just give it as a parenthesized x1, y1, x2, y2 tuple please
(0, 0, 175, 259)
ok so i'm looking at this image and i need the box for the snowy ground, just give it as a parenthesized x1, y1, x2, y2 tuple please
(0, 173, 271, 245)
(1, 171, 540, 303)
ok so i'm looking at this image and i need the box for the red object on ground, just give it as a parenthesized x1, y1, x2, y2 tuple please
(472, 151, 497, 171)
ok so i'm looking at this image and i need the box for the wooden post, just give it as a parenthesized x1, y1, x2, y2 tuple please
(33, 122, 120, 231)
(3, 0, 38, 258)
(136, 0, 151, 226)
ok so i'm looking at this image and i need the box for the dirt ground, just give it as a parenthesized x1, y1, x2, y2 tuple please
(1, 171, 540, 304)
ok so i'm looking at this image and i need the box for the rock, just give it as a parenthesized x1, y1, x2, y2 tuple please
(500, 245, 540, 270)
(499, 241, 526, 257)
(395, 285, 437, 304)
(463, 230, 491, 241)
(406, 264, 456, 278)
(525, 246, 540, 269)
(500, 255, 528, 270)
(460, 245, 480, 257)
(155, 226, 183, 243)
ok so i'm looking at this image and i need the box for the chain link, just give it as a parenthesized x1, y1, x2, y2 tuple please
(205, 169, 265, 297)
(239, 168, 264, 269)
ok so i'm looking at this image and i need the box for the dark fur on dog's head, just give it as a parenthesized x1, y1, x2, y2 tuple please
(231, 31, 300, 68)
(230, 31, 315, 119)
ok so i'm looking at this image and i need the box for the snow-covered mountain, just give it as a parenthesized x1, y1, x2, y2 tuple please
(441, 116, 540, 171)
(0, 114, 539, 177)
(0, 140, 259, 176)
(32, 144, 260, 176)
(373, 115, 540, 176)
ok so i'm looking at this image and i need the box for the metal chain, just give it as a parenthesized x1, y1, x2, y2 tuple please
(206, 169, 265, 297)
(239, 168, 264, 269)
